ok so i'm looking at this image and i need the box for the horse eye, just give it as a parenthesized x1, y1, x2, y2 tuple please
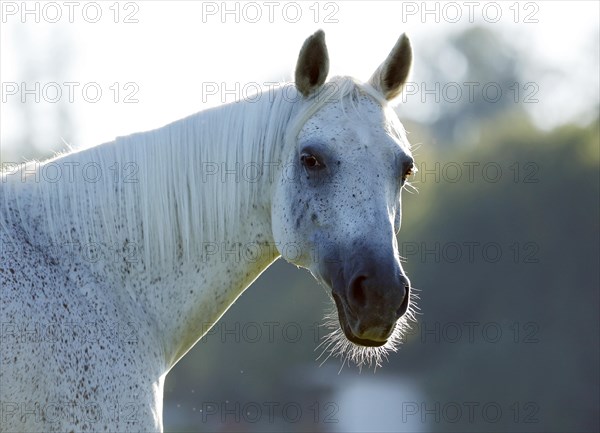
(402, 164, 415, 183)
(301, 153, 322, 169)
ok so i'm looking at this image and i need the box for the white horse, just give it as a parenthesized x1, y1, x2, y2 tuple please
(0, 30, 417, 432)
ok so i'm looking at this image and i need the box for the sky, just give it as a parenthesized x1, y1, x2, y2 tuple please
(1, 1, 598, 157)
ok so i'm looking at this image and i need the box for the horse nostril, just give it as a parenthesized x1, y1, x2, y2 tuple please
(396, 285, 410, 318)
(348, 273, 410, 318)
(349, 275, 368, 309)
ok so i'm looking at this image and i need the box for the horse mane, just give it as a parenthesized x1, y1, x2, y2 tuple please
(1, 76, 399, 271)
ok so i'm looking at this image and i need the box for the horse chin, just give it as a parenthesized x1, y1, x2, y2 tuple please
(331, 292, 388, 348)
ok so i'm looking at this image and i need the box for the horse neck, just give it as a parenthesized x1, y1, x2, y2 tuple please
(4, 87, 301, 367)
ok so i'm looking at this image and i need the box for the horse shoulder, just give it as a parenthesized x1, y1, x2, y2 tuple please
(0, 225, 164, 432)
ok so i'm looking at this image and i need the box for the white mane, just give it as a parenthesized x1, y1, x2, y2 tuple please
(1, 77, 395, 271)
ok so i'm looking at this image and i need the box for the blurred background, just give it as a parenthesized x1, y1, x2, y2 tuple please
(1, 1, 598, 432)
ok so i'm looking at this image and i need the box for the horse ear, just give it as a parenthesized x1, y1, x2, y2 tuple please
(295, 30, 329, 97)
(368, 33, 412, 101)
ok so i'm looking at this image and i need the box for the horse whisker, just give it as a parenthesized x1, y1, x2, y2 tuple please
(315, 289, 419, 370)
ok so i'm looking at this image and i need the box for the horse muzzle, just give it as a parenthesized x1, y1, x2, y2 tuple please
(321, 249, 411, 347)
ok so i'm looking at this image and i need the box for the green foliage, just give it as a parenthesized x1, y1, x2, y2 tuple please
(397, 114, 599, 432)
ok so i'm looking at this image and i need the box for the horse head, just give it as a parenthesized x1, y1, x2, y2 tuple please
(272, 30, 417, 366)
